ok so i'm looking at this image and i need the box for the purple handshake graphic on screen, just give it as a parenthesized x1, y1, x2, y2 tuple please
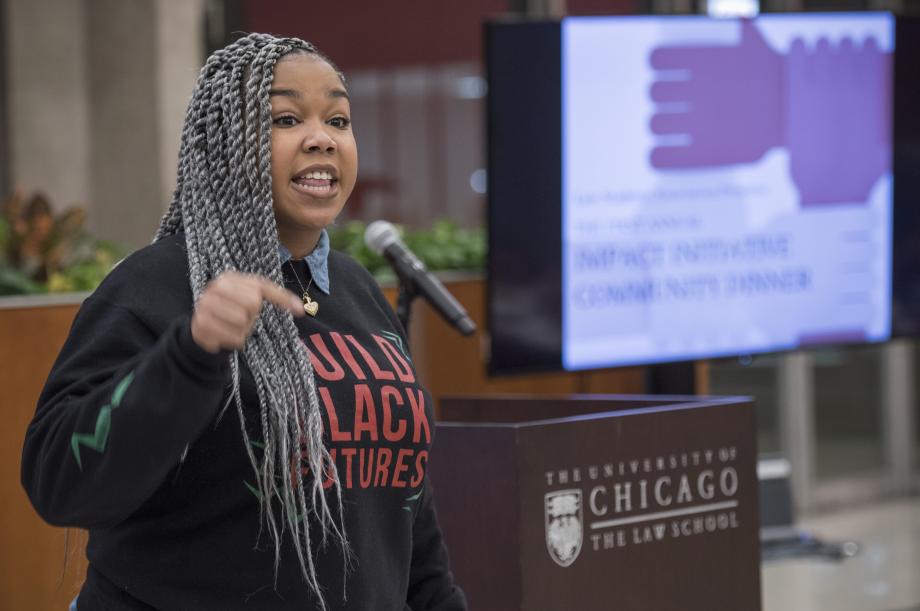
(648, 20, 891, 207)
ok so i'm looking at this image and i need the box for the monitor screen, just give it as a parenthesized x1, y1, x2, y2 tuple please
(487, 13, 899, 375)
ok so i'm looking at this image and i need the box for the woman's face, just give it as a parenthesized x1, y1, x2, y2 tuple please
(269, 53, 357, 255)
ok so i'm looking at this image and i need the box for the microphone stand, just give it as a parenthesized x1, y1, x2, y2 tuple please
(395, 276, 418, 340)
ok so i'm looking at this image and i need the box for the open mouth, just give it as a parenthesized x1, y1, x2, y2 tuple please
(291, 169, 339, 197)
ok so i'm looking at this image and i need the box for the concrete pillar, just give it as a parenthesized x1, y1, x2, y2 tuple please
(4, 0, 204, 250)
(881, 340, 916, 493)
(4, 0, 92, 209)
(155, 0, 206, 219)
(778, 351, 816, 512)
(85, 0, 162, 247)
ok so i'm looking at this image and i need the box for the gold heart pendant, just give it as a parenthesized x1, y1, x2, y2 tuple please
(303, 299, 319, 317)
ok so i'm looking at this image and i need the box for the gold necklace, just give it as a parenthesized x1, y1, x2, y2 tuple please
(287, 260, 319, 317)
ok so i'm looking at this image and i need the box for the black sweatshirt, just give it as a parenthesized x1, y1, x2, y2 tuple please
(21, 233, 466, 611)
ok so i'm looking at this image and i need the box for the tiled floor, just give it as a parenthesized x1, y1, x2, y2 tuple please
(762, 497, 920, 611)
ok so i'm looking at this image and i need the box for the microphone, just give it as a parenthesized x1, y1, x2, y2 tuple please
(365, 220, 477, 336)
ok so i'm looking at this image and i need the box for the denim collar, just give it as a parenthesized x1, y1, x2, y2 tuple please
(277, 229, 331, 295)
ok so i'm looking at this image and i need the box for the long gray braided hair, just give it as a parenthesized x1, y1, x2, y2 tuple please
(155, 33, 347, 606)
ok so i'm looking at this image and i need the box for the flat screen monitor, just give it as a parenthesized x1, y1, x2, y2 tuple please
(487, 13, 904, 375)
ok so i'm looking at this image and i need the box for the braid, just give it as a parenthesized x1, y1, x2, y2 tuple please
(154, 32, 348, 609)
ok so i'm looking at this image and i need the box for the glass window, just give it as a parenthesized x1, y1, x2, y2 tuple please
(710, 354, 782, 455)
(813, 345, 885, 479)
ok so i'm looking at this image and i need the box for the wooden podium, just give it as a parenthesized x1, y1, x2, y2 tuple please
(428, 395, 761, 611)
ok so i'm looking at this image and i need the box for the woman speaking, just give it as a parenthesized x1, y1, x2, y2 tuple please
(21, 33, 466, 611)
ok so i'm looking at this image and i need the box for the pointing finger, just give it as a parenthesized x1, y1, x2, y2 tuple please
(258, 278, 306, 317)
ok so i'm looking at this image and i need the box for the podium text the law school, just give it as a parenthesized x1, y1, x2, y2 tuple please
(429, 394, 761, 611)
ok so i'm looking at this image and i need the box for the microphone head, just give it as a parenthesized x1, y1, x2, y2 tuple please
(364, 220, 401, 254)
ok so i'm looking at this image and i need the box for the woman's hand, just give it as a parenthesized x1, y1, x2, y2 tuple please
(191, 271, 304, 354)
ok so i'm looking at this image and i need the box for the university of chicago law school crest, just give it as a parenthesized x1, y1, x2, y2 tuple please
(545, 489, 583, 567)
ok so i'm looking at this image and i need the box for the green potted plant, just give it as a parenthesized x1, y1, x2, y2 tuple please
(328, 219, 485, 281)
(0, 189, 123, 296)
